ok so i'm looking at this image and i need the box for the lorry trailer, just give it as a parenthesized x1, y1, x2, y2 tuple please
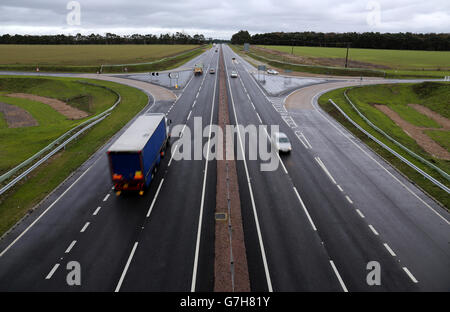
(107, 113, 170, 195)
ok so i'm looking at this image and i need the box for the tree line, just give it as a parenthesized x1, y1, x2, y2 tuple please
(231, 30, 450, 51)
(0, 32, 209, 45)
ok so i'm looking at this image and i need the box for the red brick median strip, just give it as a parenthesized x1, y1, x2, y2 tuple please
(214, 48, 250, 292)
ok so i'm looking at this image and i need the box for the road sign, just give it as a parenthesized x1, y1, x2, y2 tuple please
(244, 43, 250, 52)
(257, 65, 266, 82)
(169, 72, 179, 79)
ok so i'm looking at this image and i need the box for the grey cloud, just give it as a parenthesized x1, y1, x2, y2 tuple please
(0, 0, 448, 38)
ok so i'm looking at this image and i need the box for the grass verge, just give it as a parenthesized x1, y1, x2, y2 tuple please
(0, 76, 148, 236)
(318, 83, 449, 209)
(0, 77, 117, 173)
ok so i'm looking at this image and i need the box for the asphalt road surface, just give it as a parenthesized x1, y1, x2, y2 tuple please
(0, 44, 448, 291)
(0, 46, 219, 291)
(222, 45, 449, 291)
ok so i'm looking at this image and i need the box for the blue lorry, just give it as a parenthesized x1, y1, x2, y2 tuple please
(107, 113, 170, 195)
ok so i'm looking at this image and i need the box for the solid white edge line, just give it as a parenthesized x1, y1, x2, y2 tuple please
(80, 222, 90, 233)
(256, 112, 262, 123)
(330, 260, 348, 292)
(45, 263, 60, 280)
(0, 166, 92, 257)
(315, 157, 337, 185)
(65, 240, 77, 254)
(368, 224, 379, 236)
(115, 242, 138, 292)
(293, 187, 317, 231)
(168, 144, 178, 167)
(224, 46, 273, 292)
(146, 178, 164, 218)
(191, 51, 219, 292)
(402, 267, 418, 283)
(383, 243, 397, 256)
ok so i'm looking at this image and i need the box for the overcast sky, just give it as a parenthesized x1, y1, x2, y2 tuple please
(1, 0, 449, 39)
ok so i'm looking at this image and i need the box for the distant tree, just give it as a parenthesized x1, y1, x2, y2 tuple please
(248, 31, 449, 51)
(0, 32, 209, 45)
(231, 30, 251, 45)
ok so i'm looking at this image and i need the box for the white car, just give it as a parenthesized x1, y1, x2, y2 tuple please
(230, 71, 238, 78)
(273, 132, 292, 153)
(267, 69, 279, 75)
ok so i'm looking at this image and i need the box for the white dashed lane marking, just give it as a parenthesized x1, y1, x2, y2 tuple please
(93, 206, 101, 216)
(356, 209, 365, 218)
(329, 260, 348, 292)
(45, 263, 60, 280)
(383, 243, 397, 257)
(80, 222, 90, 233)
(403, 267, 418, 283)
(345, 195, 353, 204)
(65, 240, 77, 254)
(368, 224, 379, 236)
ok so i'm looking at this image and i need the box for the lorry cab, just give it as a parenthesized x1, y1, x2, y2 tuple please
(194, 63, 203, 75)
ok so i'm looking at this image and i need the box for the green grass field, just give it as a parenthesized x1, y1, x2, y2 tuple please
(318, 82, 450, 208)
(231, 45, 387, 77)
(0, 76, 148, 235)
(0, 44, 209, 73)
(0, 44, 200, 66)
(233, 45, 450, 78)
(260, 45, 450, 70)
(0, 77, 117, 174)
